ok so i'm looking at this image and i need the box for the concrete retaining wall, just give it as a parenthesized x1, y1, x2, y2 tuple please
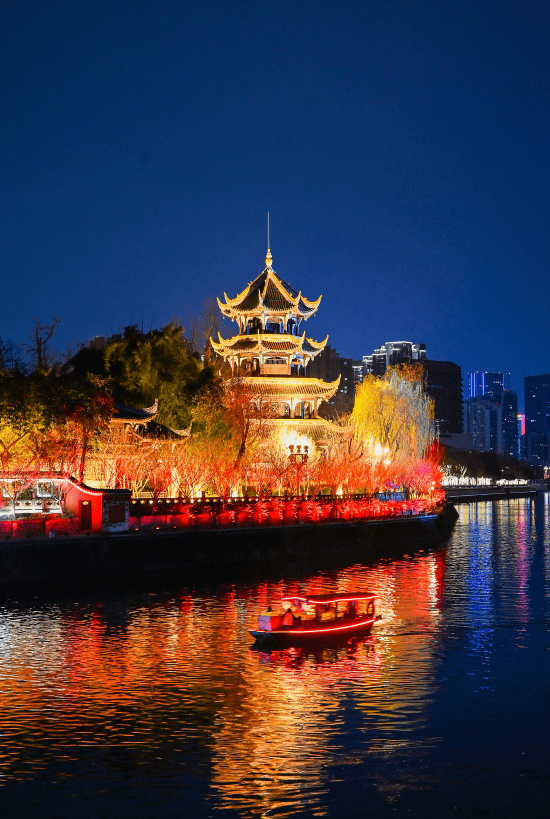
(0, 504, 458, 589)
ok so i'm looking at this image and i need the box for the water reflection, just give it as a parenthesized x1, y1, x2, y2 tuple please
(0, 495, 548, 817)
(0, 555, 444, 816)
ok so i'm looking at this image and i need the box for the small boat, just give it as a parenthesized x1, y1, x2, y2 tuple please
(249, 592, 378, 645)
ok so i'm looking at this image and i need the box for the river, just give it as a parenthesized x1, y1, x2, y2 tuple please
(0, 494, 549, 817)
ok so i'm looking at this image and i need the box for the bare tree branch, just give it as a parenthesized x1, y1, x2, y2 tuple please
(23, 316, 62, 372)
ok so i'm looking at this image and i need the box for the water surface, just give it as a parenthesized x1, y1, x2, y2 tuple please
(1, 495, 549, 817)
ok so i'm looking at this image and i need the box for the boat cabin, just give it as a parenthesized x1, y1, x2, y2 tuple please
(284, 593, 375, 622)
(255, 592, 377, 637)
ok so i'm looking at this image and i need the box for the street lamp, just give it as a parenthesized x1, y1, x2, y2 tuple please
(288, 444, 309, 496)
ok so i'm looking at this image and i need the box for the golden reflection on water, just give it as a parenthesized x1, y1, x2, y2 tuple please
(208, 555, 443, 815)
(0, 552, 443, 814)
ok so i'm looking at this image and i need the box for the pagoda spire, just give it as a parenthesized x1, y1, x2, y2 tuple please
(266, 212, 272, 269)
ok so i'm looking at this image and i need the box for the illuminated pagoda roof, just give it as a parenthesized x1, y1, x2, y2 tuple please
(241, 376, 340, 400)
(211, 331, 328, 362)
(217, 250, 321, 322)
(262, 416, 350, 446)
(212, 242, 344, 434)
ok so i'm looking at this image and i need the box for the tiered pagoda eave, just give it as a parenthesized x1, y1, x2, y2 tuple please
(212, 248, 341, 427)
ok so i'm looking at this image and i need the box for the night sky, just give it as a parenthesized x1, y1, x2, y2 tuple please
(2, 1, 549, 407)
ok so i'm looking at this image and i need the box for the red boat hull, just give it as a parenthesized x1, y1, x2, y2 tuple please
(249, 615, 375, 644)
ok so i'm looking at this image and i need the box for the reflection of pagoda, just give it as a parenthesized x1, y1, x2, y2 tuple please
(212, 247, 341, 441)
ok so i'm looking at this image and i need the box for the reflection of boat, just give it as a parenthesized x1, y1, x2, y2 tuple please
(249, 592, 378, 645)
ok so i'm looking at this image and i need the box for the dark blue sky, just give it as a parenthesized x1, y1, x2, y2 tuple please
(1, 0, 549, 405)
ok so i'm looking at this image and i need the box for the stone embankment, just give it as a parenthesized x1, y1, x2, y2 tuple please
(0, 504, 458, 590)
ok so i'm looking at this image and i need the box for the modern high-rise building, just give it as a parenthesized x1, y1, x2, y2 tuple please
(421, 359, 463, 435)
(525, 374, 550, 435)
(524, 374, 550, 465)
(501, 390, 519, 458)
(465, 396, 501, 452)
(465, 390, 518, 457)
(363, 341, 426, 376)
(517, 414, 525, 460)
(467, 372, 510, 399)
(352, 361, 364, 386)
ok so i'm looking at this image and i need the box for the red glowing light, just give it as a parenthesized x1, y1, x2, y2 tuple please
(254, 616, 376, 637)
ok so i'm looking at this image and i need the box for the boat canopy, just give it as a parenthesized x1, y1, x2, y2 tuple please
(281, 592, 377, 606)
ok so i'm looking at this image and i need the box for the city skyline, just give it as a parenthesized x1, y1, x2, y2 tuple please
(1, 1, 549, 405)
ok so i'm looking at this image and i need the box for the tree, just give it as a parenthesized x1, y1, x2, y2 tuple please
(103, 323, 217, 429)
(0, 369, 112, 487)
(90, 425, 153, 495)
(351, 367, 434, 463)
(0, 338, 27, 374)
(53, 374, 113, 480)
(23, 316, 62, 372)
(190, 298, 219, 360)
(170, 440, 216, 498)
(69, 345, 107, 378)
(193, 378, 278, 464)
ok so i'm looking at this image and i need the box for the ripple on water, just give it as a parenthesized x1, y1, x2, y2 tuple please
(0, 497, 549, 817)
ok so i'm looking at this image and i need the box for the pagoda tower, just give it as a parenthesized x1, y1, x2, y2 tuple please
(212, 246, 341, 442)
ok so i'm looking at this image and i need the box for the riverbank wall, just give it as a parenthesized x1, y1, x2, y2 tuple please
(0, 504, 458, 590)
(444, 484, 544, 503)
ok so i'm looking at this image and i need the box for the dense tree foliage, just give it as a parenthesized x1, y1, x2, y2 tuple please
(0, 369, 112, 481)
(351, 366, 434, 462)
(72, 323, 218, 429)
(192, 378, 278, 463)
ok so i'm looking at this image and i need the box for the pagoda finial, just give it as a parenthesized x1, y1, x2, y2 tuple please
(266, 212, 272, 268)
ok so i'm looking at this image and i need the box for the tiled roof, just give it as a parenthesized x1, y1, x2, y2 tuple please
(218, 267, 321, 318)
(241, 376, 340, 399)
(138, 421, 191, 440)
(263, 278, 294, 310)
(278, 277, 299, 298)
(268, 417, 348, 442)
(112, 399, 158, 422)
(237, 287, 261, 311)
(298, 298, 316, 316)
(212, 332, 327, 359)
(261, 339, 299, 351)
(220, 337, 259, 351)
